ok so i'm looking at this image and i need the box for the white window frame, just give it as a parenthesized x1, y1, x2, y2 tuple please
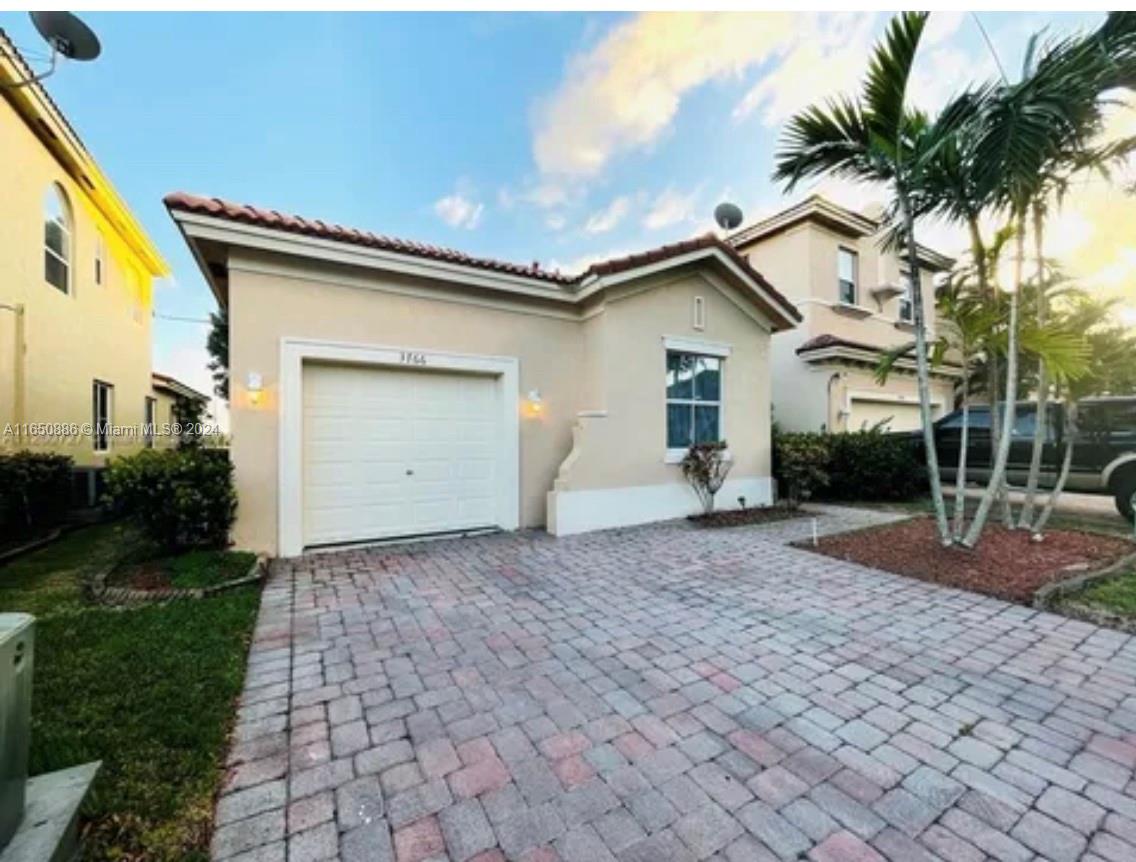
(837, 246, 858, 306)
(144, 396, 157, 448)
(663, 336, 730, 463)
(93, 380, 113, 453)
(44, 184, 72, 294)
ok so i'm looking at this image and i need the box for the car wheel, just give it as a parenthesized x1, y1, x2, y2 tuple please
(1114, 468, 1136, 522)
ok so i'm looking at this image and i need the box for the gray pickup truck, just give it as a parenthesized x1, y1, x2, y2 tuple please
(926, 396, 1136, 521)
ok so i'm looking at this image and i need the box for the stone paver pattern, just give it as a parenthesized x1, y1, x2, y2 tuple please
(213, 505, 1136, 861)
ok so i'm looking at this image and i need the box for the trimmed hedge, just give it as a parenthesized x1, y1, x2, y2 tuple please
(104, 448, 236, 550)
(0, 451, 73, 540)
(774, 429, 927, 504)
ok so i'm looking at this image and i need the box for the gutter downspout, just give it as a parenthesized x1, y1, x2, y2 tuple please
(0, 302, 26, 444)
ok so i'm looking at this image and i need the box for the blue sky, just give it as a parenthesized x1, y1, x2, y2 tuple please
(2, 11, 1116, 411)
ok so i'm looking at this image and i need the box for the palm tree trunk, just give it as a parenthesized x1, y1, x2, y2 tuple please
(1019, 203, 1049, 527)
(963, 214, 1025, 548)
(901, 189, 952, 545)
(953, 372, 970, 539)
(1032, 400, 1076, 539)
(965, 217, 1013, 529)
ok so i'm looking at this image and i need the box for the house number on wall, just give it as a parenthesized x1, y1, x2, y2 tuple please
(400, 351, 427, 365)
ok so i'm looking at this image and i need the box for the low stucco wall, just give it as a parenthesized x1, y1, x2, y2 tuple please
(227, 250, 777, 554)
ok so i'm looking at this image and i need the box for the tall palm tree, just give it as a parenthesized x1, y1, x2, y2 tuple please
(773, 11, 979, 546)
(963, 12, 1136, 546)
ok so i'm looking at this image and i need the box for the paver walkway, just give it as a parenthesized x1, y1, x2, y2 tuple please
(213, 506, 1136, 862)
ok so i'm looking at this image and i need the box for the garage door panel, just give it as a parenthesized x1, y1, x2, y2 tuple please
(302, 362, 503, 546)
(848, 399, 922, 432)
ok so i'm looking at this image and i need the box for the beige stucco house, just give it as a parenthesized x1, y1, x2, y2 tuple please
(730, 196, 960, 433)
(0, 31, 169, 499)
(166, 193, 799, 556)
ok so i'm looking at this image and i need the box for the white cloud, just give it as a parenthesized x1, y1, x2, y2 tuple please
(533, 12, 794, 177)
(644, 187, 701, 230)
(545, 213, 567, 231)
(733, 13, 878, 127)
(585, 195, 631, 234)
(433, 192, 484, 230)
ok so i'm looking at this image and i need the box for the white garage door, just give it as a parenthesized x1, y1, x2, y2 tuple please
(848, 399, 924, 432)
(302, 362, 502, 547)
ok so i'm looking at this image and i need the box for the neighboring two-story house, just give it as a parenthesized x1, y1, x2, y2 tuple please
(730, 195, 961, 433)
(1, 31, 170, 499)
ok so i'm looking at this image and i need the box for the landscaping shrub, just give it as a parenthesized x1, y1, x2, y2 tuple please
(681, 441, 733, 514)
(0, 451, 73, 540)
(772, 433, 829, 507)
(104, 448, 236, 550)
(774, 429, 926, 504)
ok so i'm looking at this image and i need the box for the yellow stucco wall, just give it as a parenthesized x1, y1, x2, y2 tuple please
(225, 250, 777, 554)
(0, 93, 159, 467)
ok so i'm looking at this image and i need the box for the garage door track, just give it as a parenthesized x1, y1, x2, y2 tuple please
(212, 506, 1136, 861)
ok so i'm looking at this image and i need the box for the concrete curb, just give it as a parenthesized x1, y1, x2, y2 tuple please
(1033, 548, 1136, 611)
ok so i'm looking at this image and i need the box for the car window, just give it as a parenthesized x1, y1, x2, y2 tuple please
(940, 407, 990, 431)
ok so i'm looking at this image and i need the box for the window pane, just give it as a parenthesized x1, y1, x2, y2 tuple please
(666, 352, 694, 399)
(667, 403, 693, 449)
(693, 356, 720, 401)
(45, 220, 66, 257)
(694, 405, 720, 443)
(1012, 407, 1037, 438)
(45, 252, 68, 292)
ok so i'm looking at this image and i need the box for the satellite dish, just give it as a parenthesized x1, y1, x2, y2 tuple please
(714, 202, 743, 231)
(30, 12, 102, 61)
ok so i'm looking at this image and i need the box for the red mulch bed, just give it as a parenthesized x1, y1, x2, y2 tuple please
(802, 517, 1134, 603)
(689, 505, 808, 529)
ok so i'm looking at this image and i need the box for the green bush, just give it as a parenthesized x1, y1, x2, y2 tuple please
(772, 433, 829, 507)
(774, 429, 926, 504)
(104, 448, 236, 550)
(824, 429, 927, 500)
(0, 451, 73, 540)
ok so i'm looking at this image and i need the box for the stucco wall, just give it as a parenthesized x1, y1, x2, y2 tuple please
(226, 252, 777, 554)
(0, 96, 154, 467)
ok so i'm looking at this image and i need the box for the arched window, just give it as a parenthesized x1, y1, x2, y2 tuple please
(44, 184, 71, 293)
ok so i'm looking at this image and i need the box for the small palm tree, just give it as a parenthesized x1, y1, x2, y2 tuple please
(773, 12, 981, 546)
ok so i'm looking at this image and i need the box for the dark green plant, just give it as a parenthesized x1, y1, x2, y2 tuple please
(774, 430, 926, 506)
(680, 441, 732, 514)
(172, 394, 205, 450)
(0, 451, 73, 540)
(206, 307, 229, 401)
(104, 448, 236, 550)
(773, 433, 829, 508)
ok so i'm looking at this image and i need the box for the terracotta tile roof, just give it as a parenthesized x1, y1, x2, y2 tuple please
(164, 191, 575, 285)
(163, 192, 800, 324)
(796, 333, 881, 355)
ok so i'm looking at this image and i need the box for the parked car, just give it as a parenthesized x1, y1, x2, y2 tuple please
(909, 396, 1136, 521)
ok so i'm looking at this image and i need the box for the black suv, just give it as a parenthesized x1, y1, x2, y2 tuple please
(925, 396, 1136, 521)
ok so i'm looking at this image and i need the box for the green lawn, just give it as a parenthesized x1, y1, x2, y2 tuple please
(110, 547, 257, 590)
(0, 523, 260, 861)
(1066, 566, 1136, 616)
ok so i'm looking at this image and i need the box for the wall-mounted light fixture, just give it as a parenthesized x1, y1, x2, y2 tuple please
(247, 371, 263, 406)
(526, 389, 543, 415)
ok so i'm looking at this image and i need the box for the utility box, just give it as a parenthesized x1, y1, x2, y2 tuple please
(0, 614, 34, 850)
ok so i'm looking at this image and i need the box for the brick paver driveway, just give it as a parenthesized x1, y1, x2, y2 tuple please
(213, 507, 1136, 862)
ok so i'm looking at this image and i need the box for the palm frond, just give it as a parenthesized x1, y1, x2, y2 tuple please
(863, 12, 929, 149)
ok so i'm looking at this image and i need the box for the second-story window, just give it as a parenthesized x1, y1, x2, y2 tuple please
(837, 247, 858, 305)
(44, 184, 72, 294)
(899, 271, 915, 322)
